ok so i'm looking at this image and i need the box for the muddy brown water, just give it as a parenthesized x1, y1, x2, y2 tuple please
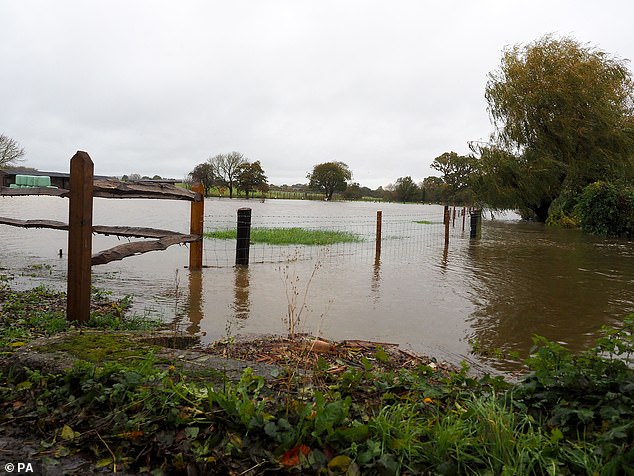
(1, 195, 633, 371)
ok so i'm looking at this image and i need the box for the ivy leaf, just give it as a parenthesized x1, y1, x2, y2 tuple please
(61, 424, 76, 441)
(184, 427, 199, 440)
(328, 455, 352, 471)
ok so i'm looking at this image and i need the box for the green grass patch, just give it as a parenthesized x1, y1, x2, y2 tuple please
(0, 284, 160, 351)
(204, 227, 362, 245)
(36, 332, 159, 363)
(414, 220, 434, 224)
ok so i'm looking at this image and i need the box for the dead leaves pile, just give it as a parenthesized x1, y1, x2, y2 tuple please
(205, 334, 455, 378)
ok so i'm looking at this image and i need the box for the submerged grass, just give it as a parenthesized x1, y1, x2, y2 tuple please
(204, 227, 362, 245)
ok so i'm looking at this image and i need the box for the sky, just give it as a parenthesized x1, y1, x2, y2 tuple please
(2, 1, 634, 189)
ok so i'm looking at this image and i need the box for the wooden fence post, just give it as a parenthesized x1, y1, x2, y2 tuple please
(189, 182, 204, 270)
(236, 208, 252, 266)
(375, 210, 382, 262)
(67, 151, 94, 323)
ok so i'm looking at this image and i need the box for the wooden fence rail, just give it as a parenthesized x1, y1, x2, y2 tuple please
(0, 151, 205, 322)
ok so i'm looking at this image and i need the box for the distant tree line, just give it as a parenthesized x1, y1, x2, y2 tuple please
(187, 152, 268, 199)
(6, 34, 632, 237)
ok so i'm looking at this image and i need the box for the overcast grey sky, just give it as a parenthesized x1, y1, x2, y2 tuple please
(2, 1, 633, 188)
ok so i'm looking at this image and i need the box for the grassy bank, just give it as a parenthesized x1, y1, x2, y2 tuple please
(1, 284, 633, 475)
(204, 227, 362, 246)
(0, 284, 158, 350)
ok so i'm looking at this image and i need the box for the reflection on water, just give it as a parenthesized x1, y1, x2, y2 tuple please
(463, 221, 634, 368)
(371, 258, 381, 304)
(233, 266, 251, 320)
(185, 270, 204, 334)
(1, 196, 633, 371)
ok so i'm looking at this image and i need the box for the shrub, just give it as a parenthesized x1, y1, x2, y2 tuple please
(575, 181, 634, 237)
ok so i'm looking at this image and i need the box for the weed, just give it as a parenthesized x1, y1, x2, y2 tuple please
(278, 257, 322, 338)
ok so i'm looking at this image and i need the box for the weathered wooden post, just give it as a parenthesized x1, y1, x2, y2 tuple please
(236, 207, 252, 266)
(452, 205, 456, 227)
(444, 205, 450, 248)
(375, 210, 382, 262)
(189, 182, 204, 270)
(67, 151, 93, 323)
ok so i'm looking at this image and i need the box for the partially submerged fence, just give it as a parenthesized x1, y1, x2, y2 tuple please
(0, 151, 205, 322)
(202, 205, 481, 267)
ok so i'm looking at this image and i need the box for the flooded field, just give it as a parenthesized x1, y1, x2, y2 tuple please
(1, 195, 633, 370)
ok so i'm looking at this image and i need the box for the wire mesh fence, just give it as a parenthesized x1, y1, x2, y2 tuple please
(201, 206, 474, 267)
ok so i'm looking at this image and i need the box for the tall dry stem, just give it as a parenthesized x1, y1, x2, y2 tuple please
(279, 254, 322, 338)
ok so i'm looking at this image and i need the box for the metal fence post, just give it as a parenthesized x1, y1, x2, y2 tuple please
(444, 205, 450, 247)
(236, 208, 252, 266)
(375, 210, 382, 262)
(470, 209, 481, 239)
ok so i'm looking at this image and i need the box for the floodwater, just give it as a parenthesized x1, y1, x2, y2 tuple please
(1, 195, 633, 371)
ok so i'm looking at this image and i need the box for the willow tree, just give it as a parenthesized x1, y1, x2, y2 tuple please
(474, 35, 634, 221)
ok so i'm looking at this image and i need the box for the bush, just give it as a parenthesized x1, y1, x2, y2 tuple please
(575, 181, 634, 237)
(546, 190, 580, 228)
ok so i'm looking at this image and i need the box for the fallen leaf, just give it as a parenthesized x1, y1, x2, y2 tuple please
(96, 458, 113, 469)
(61, 424, 75, 441)
(328, 454, 352, 471)
(280, 444, 310, 467)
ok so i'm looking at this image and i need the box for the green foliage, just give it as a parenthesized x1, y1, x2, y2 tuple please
(204, 227, 362, 245)
(420, 176, 447, 203)
(545, 189, 581, 228)
(430, 151, 476, 204)
(575, 181, 634, 237)
(188, 161, 215, 196)
(3, 281, 634, 474)
(307, 161, 352, 200)
(392, 176, 421, 202)
(342, 182, 363, 200)
(475, 34, 634, 221)
(516, 316, 634, 474)
(0, 285, 158, 351)
(235, 160, 268, 198)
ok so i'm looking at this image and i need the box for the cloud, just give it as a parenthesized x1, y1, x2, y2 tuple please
(1, 0, 633, 188)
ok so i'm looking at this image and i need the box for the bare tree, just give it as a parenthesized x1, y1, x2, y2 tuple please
(0, 134, 25, 168)
(209, 151, 247, 198)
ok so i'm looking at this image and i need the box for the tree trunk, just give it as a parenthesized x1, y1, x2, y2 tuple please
(533, 201, 551, 222)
